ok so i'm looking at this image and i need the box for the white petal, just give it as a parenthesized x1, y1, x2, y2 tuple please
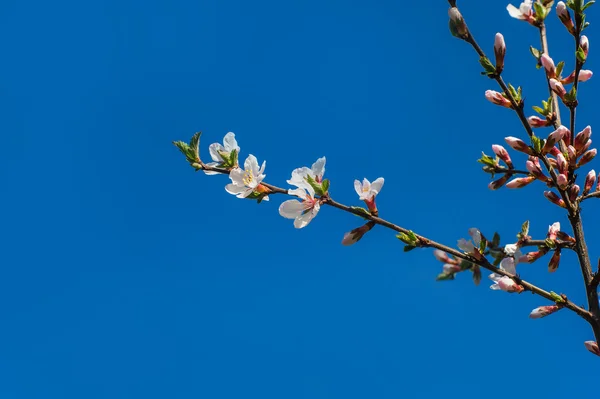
(354, 179, 363, 197)
(245, 154, 259, 175)
(225, 183, 245, 195)
(223, 132, 239, 152)
(259, 160, 266, 175)
(287, 167, 312, 187)
(279, 200, 308, 219)
(293, 203, 319, 228)
(504, 244, 518, 256)
(209, 143, 225, 162)
(311, 157, 326, 179)
(262, 195, 269, 201)
(500, 257, 516, 274)
(228, 167, 246, 186)
(362, 178, 371, 191)
(288, 188, 308, 200)
(370, 177, 384, 195)
(239, 188, 254, 198)
(520, 0, 532, 14)
(490, 283, 502, 290)
(203, 162, 220, 175)
(506, 4, 523, 18)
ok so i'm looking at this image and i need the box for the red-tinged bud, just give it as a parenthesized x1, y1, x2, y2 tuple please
(529, 305, 561, 319)
(581, 139, 593, 154)
(581, 35, 589, 57)
(584, 341, 600, 356)
(485, 90, 513, 108)
(547, 158, 558, 169)
(556, 152, 568, 173)
(543, 126, 568, 153)
(492, 144, 513, 168)
(549, 147, 561, 157)
(433, 249, 457, 264)
(506, 176, 536, 189)
(557, 173, 569, 189)
(449, 7, 468, 39)
(545, 191, 566, 208)
(505, 136, 533, 154)
(569, 184, 580, 203)
(567, 145, 577, 167)
(578, 70, 593, 82)
(342, 221, 375, 246)
(556, 231, 576, 242)
(596, 174, 600, 192)
(548, 248, 561, 273)
(494, 33, 506, 72)
(519, 247, 550, 263)
(556, 2, 575, 34)
(584, 170, 596, 195)
(541, 54, 556, 78)
(578, 149, 597, 168)
(528, 115, 551, 128)
(526, 160, 547, 180)
(488, 174, 511, 190)
(574, 126, 592, 152)
(562, 71, 576, 85)
(549, 78, 567, 99)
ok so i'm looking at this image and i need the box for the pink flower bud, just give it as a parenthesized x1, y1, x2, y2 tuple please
(556, 152, 568, 174)
(574, 126, 592, 152)
(581, 139, 593, 154)
(557, 2, 575, 33)
(567, 145, 577, 167)
(434, 249, 455, 264)
(540, 54, 556, 78)
(449, 7, 468, 38)
(341, 222, 375, 246)
(519, 247, 550, 263)
(578, 70, 593, 82)
(528, 115, 551, 128)
(548, 222, 561, 241)
(578, 149, 597, 167)
(569, 184, 580, 203)
(549, 147, 561, 157)
(556, 173, 568, 189)
(529, 305, 560, 319)
(505, 136, 533, 155)
(506, 176, 536, 189)
(488, 174, 511, 190)
(584, 170, 596, 195)
(581, 35, 589, 57)
(549, 78, 567, 99)
(543, 125, 568, 153)
(485, 90, 513, 108)
(494, 33, 506, 72)
(492, 144, 513, 168)
(526, 160, 547, 180)
(548, 248, 561, 273)
(497, 277, 524, 293)
(584, 341, 600, 356)
(544, 191, 566, 208)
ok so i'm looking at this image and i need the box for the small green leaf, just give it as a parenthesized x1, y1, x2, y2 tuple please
(321, 179, 330, 194)
(583, 0, 595, 11)
(492, 232, 501, 247)
(534, 2, 548, 20)
(532, 106, 545, 116)
(521, 220, 530, 237)
(556, 61, 565, 78)
(576, 46, 587, 63)
(550, 291, 566, 303)
(351, 206, 371, 218)
(305, 174, 324, 197)
(436, 272, 455, 281)
(479, 56, 497, 76)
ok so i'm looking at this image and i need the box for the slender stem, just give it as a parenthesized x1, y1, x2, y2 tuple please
(580, 191, 600, 201)
(539, 23, 563, 130)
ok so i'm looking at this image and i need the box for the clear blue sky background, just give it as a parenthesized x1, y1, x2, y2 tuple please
(2, 0, 600, 397)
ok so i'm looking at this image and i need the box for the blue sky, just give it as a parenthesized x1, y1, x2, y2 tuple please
(2, 0, 600, 397)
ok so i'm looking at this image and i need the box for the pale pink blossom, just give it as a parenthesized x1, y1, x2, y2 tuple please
(548, 222, 560, 241)
(581, 35, 589, 57)
(574, 126, 592, 151)
(584, 170, 596, 195)
(529, 305, 560, 319)
(505, 136, 533, 154)
(494, 33, 506, 71)
(507, 1, 534, 23)
(528, 115, 550, 128)
(492, 144, 513, 168)
(279, 186, 320, 228)
(489, 257, 524, 293)
(549, 78, 566, 98)
(506, 176, 536, 188)
(540, 54, 556, 77)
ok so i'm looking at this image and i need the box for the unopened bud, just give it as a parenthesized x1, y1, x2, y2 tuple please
(556, 231, 576, 242)
(584, 170, 596, 195)
(569, 184, 580, 203)
(549, 78, 567, 99)
(556, 152, 569, 173)
(578, 149, 597, 168)
(540, 54, 556, 78)
(342, 221, 375, 246)
(506, 176, 536, 189)
(528, 115, 551, 128)
(544, 191, 566, 208)
(448, 8, 468, 39)
(529, 305, 560, 319)
(526, 160, 547, 180)
(557, 173, 569, 189)
(578, 70, 593, 82)
(548, 248, 561, 272)
(492, 144, 513, 168)
(584, 341, 600, 356)
(581, 35, 589, 57)
(543, 125, 568, 153)
(505, 136, 533, 154)
(488, 174, 511, 190)
(519, 247, 550, 263)
(494, 33, 506, 72)
(574, 126, 592, 152)
(485, 90, 513, 108)
(556, 1, 575, 33)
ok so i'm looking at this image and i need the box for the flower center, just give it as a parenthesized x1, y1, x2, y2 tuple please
(242, 168, 254, 186)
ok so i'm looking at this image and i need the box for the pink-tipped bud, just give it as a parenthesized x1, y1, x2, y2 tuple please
(574, 126, 592, 151)
(529, 305, 560, 319)
(498, 277, 524, 293)
(584, 341, 600, 356)
(556, 152, 569, 174)
(584, 170, 596, 195)
(578, 149, 597, 168)
(494, 33, 506, 72)
(528, 115, 551, 128)
(549, 78, 567, 99)
(506, 176, 536, 189)
(505, 136, 533, 155)
(488, 174, 511, 190)
(556, 173, 569, 189)
(540, 54, 556, 78)
(449, 7, 468, 38)
(557, 2, 575, 33)
(578, 70, 593, 82)
(567, 145, 577, 167)
(434, 249, 456, 264)
(526, 160, 547, 180)
(581, 35, 589, 57)
(548, 222, 561, 241)
(545, 191, 566, 208)
(341, 222, 375, 246)
(581, 139, 593, 154)
(548, 248, 561, 273)
(485, 90, 513, 108)
(543, 125, 568, 153)
(492, 144, 513, 168)
(519, 247, 550, 264)
(569, 184, 580, 203)
(549, 147, 561, 157)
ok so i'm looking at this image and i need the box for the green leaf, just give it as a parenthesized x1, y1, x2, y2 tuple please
(555, 61, 565, 78)
(321, 179, 330, 194)
(531, 135, 543, 153)
(479, 56, 497, 76)
(576, 46, 587, 63)
(521, 220, 530, 237)
(436, 272, 455, 281)
(479, 237, 488, 253)
(532, 105, 545, 115)
(534, 2, 548, 20)
(583, 0, 595, 11)
(228, 148, 239, 167)
(492, 232, 501, 247)
(565, 86, 577, 103)
(305, 174, 324, 197)
(189, 132, 201, 159)
(350, 206, 371, 218)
